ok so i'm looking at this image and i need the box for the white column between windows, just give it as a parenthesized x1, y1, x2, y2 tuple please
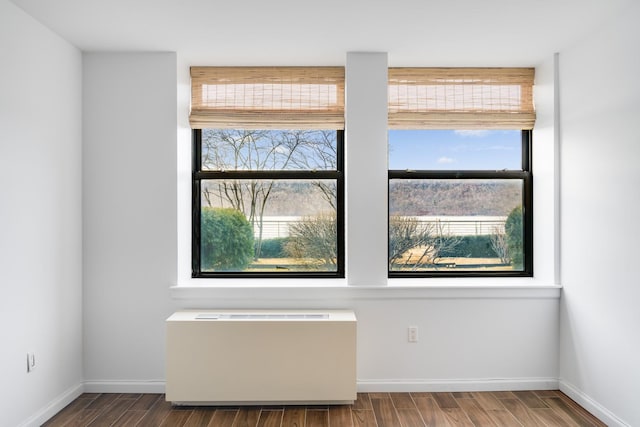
(345, 52, 389, 286)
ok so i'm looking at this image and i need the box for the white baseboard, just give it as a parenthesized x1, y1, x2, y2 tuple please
(357, 377, 559, 393)
(83, 380, 166, 394)
(559, 380, 630, 427)
(81, 377, 562, 395)
(18, 383, 84, 427)
(81, 378, 559, 395)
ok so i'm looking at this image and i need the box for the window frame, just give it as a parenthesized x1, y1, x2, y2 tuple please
(388, 129, 533, 278)
(191, 128, 345, 279)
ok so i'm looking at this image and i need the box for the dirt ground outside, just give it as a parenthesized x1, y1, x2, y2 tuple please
(247, 256, 512, 272)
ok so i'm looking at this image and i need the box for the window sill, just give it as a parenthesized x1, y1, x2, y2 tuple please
(170, 279, 561, 301)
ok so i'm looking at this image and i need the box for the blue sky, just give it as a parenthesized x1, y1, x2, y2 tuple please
(388, 130, 521, 170)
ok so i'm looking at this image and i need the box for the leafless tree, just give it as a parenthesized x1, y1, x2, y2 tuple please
(201, 129, 337, 258)
(285, 213, 337, 269)
(489, 226, 511, 264)
(389, 217, 461, 270)
(286, 130, 338, 209)
(411, 220, 461, 270)
(388, 216, 433, 269)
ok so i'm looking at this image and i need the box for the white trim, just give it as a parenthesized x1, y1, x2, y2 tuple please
(553, 51, 562, 286)
(357, 378, 559, 393)
(170, 284, 561, 302)
(84, 380, 166, 394)
(18, 383, 84, 427)
(559, 380, 631, 427)
(79, 378, 560, 395)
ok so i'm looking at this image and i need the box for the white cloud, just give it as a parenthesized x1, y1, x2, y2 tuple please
(486, 145, 515, 151)
(454, 130, 490, 138)
(437, 156, 455, 164)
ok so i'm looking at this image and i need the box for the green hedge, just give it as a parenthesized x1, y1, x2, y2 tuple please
(259, 238, 288, 258)
(201, 207, 254, 270)
(439, 235, 499, 258)
(506, 205, 523, 268)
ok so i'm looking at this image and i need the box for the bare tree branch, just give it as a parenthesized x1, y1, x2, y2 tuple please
(200, 129, 338, 259)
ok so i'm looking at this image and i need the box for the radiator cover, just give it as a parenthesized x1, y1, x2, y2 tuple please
(165, 309, 357, 405)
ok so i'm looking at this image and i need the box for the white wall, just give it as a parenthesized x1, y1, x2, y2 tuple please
(345, 53, 388, 285)
(559, 2, 640, 426)
(82, 53, 178, 387)
(0, 1, 83, 425)
(80, 51, 560, 395)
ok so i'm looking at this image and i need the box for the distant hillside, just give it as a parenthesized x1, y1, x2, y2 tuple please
(390, 180, 522, 216)
(201, 181, 334, 216)
(203, 180, 522, 217)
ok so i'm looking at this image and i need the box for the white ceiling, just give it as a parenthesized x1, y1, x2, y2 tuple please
(9, 0, 632, 66)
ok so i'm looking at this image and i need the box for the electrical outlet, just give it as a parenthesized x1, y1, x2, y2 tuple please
(408, 326, 418, 343)
(26, 353, 36, 373)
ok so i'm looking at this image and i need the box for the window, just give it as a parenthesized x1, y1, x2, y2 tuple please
(388, 68, 535, 277)
(190, 67, 345, 278)
(389, 129, 532, 277)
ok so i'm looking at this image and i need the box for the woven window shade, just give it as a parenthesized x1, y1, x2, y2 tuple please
(190, 67, 345, 129)
(388, 68, 535, 129)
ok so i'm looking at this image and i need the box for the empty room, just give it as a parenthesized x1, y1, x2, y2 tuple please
(1, 0, 639, 426)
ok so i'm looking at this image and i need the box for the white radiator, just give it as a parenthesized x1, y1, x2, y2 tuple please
(165, 309, 357, 405)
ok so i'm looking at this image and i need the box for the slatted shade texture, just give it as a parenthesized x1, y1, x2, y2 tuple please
(190, 67, 345, 129)
(388, 68, 536, 129)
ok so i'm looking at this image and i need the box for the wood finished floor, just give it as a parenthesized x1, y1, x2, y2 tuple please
(42, 391, 606, 427)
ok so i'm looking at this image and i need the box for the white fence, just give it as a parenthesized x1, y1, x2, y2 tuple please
(408, 216, 507, 237)
(253, 216, 507, 239)
(254, 216, 299, 239)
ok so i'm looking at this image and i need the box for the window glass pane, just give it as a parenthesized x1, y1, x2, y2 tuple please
(201, 129, 337, 171)
(200, 179, 338, 273)
(389, 130, 521, 170)
(389, 178, 524, 272)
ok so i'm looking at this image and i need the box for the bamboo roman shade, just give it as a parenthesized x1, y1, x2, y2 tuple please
(190, 67, 345, 129)
(388, 68, 536, 129)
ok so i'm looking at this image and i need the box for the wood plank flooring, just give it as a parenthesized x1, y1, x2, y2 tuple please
(42, 391, 606, 427)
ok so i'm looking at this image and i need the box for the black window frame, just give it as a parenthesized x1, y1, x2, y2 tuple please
(192, 128, 345, 279)
(388, 129, 533, 278)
